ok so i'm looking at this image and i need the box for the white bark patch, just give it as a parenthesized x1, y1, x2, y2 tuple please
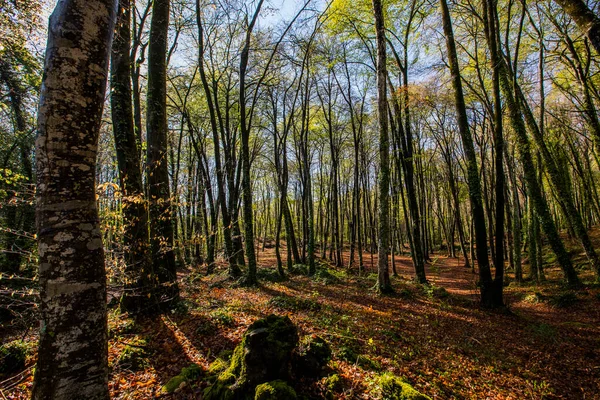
(79, 223, 94, 231)
(73, 163, 91, 171)
(54, 232, 75, 242)
(45, 280, 102, 299)
(86, 238, 103, 250)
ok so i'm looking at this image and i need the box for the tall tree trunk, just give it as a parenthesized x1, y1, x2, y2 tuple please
(32, 0, 117, 397)
(440, 0, 493, 305)
(483, 0, 505, 307)
(498, 59, 580, 286)
(373, 0, 392, 293)
(110, 0, 153, 312)
(238, 0, 264, 285)
(146, 0, 179, 304)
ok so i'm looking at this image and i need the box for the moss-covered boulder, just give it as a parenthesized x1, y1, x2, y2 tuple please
(162, 363, 203, 393)
(254, 380, 297, 400)
(293, 335, 331, 377)
(204, 314, 299, 400)
(374, 373, 431, 400)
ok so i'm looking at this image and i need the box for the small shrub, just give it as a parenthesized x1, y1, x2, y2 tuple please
(294, 335, 332, 377)
(337, 346, 358, 363)
(116, 338, 149, 371)
(422, 284, 449, 299)
(548, 292, 578, 308)
(324, 374, 342, 393)
(257, 268, 287, 282)
(313, 267, 344, 285)
(269, 295, 320, 312)
(0, 340, 27, 375)
(527, 322, 557, 342)
(291, 264, 308, 275)
(209, 309, 235, 326)
(523, 292, 545, 304)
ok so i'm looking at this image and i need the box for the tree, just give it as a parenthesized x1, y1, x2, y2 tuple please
(239, 0, 265, 285)
(372, 0, 393, 294)
(32, 0, 117, 397)
(554, 0, 600, 55)
(110, 0, 153, 312)
(439, 0, 493, 306)
(147, 0, 179, 304)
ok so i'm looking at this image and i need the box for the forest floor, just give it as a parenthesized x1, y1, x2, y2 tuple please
(2, 234, 600, 399)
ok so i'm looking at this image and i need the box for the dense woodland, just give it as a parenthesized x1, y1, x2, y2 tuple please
(1, 0, 600, 398)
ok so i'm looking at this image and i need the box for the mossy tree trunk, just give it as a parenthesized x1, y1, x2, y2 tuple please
(146, 0, 180, 304)
(32, 0, 117, 397)
(239, 0, 265, 285)
(372, 0, 392, 294)
(554, 0, 600, 55)
(440, 0, 493, 304)
(110, 0, 154, 312)
(497, 61, 580, 286)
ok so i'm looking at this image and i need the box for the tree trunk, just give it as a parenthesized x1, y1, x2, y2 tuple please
(372, 0, 392, 293)
(440, 0, 493, 304)
(147, 0, 179, 304)
(32, 0, 117, 397)
(110, 0, 153, 312)
(554, 0, 600, 55)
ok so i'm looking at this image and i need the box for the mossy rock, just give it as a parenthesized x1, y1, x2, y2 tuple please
(162, 363, 203, 393)
(116, 338, 149, 371)
(204, 315, 299, 400)
(254, 380, 297, 400)
(0, 340, 27, 375)
(208, 357, 230, 376)
(374, 373, 431, 400)
(293, 335, 331, 377)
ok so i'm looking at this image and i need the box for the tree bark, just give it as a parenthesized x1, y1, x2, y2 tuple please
(440, 0, 494, 305)
(372, 0, 392, 293)
(110, 0, 153, 312)
(146, 0, 179, 304)
(32, 0, 117, 397)
(554, 0, 600, 54)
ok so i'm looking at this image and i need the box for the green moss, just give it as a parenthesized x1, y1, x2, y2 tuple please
(162, 363, 203, 393)
(254, 380, 297, 400)
(116, 338, 149, 371)
(204, 315, 298, 400)
(374, 373, 431, 400)
(523, 292, 545, 304)
(423, 285, 449, 299)
(0, 340, 27, 375)
(337, 346, 358, 363)
(294, 335, 332, 377)
(291, 264, 308, 275)
(208, 357, 230, 375)
(313, 268, 341, 285)
(324, 374, 342, 393)
(549, 292, 578, 308)
(210, 309, 235, 326)
(269, 295, 320, 312)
